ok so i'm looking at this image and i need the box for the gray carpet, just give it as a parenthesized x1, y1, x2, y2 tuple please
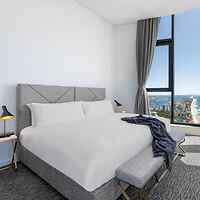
(1, 136, 200, 200)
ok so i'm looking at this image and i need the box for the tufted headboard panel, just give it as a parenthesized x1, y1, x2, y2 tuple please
(17, 84, 105, 137)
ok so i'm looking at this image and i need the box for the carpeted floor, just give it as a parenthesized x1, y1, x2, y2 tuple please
(1, 136, 200, 200)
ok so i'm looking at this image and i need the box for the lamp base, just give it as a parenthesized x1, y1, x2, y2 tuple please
(0, 132, 14, 138)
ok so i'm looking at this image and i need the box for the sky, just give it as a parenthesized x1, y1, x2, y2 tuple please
(147, 7, 200, 95)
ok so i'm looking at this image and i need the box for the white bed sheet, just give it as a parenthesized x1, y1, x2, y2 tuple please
(20, 113, 170, 192)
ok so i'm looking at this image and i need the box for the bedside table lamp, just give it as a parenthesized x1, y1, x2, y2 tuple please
(114, 100, 123, 108)
(0, 106, 15, 137)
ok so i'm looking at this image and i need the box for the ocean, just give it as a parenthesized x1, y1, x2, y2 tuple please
(149, 95, 200, 117)
(194, 96, 200, 117)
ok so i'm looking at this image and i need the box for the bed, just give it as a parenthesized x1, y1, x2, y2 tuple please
(17, 84, 170, 200)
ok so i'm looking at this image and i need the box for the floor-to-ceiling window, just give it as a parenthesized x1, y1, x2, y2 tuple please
(147, 15, 174, 122)
(174, 8, 200, 125)
(147, 8, 200, 126)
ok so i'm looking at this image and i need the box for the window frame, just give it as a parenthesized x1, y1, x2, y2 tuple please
(146, 43, 172, 92)
(147, 15, 200, 127)
(147, 15, 174, 123)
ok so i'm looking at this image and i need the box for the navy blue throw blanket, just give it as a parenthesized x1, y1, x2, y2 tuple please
(121, 114, 176, 171)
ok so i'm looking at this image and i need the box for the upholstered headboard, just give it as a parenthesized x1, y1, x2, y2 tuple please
(17, 84, 105, 136)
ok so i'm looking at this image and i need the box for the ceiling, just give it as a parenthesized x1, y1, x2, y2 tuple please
(75, 0, 200, 25)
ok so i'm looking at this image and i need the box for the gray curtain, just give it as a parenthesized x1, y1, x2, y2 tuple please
(134, 17, 160, 115)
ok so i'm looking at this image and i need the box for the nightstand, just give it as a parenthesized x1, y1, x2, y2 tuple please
(0, 134, 17, 172)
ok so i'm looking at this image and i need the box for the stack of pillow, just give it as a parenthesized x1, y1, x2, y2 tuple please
(27, 100, 114, 127)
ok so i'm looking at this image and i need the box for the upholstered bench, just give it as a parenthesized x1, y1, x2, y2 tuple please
(116, 131, 185, 200)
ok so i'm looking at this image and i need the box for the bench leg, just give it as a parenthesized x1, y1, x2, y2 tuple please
(154, 174, 159, 183)
(178, 144, 186, 157)
(175, 138, 186, 157)
(138, 188, 143, 198)
(143, 168, 168, 200)
(118, 180, 143, 200)
(118, 180, 131, 200)
(118, 164, 169, 200)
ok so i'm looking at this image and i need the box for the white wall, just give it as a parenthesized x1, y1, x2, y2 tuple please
(113, 23, 138, 113)
(0, 0, 115, 167)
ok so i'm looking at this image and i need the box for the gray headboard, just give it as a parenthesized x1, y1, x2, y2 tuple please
(17, 84, 105, 136)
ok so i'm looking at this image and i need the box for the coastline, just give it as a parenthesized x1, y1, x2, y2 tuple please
(191, 97, 200, 123)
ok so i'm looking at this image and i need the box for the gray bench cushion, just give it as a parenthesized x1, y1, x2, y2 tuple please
(169, 131, 185, 146)
(116, 131, 185, 189)
(116, 146, 164, 188)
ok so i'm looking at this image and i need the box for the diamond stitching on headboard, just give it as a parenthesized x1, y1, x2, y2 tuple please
(74, 87, 105, 101)
(27, 84, 73, 103)
(88, 88, 100, 101)
(54, 87, 73, 103)
(28, 84, 52, 103)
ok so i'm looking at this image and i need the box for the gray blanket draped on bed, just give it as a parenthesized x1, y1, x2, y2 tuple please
(121, 115, 176, 171)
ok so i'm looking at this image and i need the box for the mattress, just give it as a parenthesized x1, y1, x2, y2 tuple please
(20, 113, 170, 192)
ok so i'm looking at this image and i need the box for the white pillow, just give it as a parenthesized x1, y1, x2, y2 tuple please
(27, 102, 85, 126)
(82, 100, 114, 118)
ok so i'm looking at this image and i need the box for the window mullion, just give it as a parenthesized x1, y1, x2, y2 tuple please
(171, 15, 175, 123)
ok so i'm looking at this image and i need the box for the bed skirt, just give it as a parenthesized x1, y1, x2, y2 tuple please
(18, 145, 127, 200)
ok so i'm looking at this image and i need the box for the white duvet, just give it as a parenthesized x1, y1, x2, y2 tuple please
(20, 113, 170, 192)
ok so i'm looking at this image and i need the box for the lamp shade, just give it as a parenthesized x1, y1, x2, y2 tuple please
(114, 100, 123, 108)
(0, 106, 15, 120)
